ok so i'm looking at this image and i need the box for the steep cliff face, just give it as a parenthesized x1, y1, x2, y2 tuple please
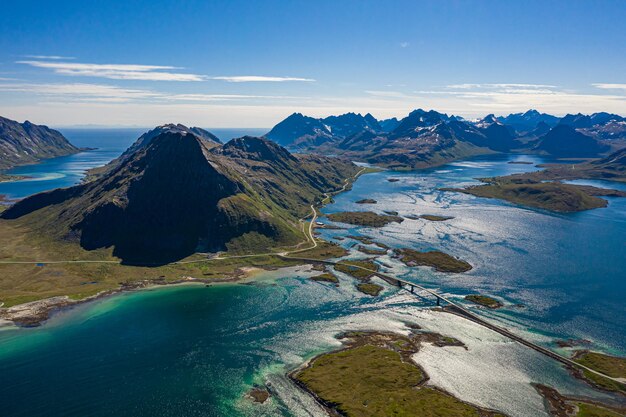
(0, 116, 80, 170)
(3, 132, 358, 264)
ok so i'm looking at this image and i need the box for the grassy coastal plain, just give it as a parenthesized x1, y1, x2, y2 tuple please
(0, 215, 347, 314)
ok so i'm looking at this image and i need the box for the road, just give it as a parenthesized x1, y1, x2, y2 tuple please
(282, 254, 625, 384)
(1, 165, 623, 385)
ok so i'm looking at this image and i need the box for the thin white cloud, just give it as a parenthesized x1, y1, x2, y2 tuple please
(593, 83, 626, 90)
(400, 42, 410, 48)
(167, 93, 305, 102)
(17, 60, 205, 81)
(446, 83, 557, 90)
(211, 76, 315, 83)
(22, 55, 76, 60)
(0, 82, 308, 104)
(0, 82, 161, 102)
(365, 90, 409, 98)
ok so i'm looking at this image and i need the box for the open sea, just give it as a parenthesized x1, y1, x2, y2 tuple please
(0, 130, 624, 416)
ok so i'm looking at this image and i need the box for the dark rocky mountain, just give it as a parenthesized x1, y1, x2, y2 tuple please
(265, 109, 528, 169)
(570, 114, 626, 141)
(121, 123, 220, 159)
(389, 109, 451, 139)
(379, 117, 400, 132)
(581, 119, 626, 140)
(497, 110, 560, 132)
(0, 116, 80, 170)
(84, 124, 222, 181)
(2, 131, 358, 264)
(322, 112, 380, 137)
(558, 112, 625, 129)
(264, 109, 625, 170)
(322, 115, 490, 170)
(533, 125, 609, 157)
(264, 112, 382, 148)
(471, 115, 519, 151)
(265, 113, 333, 147)
(530, 121, 552, 137)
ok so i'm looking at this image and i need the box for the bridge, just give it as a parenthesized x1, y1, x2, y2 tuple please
(281, 253, 626, 386)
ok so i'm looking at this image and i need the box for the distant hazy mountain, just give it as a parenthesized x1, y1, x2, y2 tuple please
(558, 113, 626, 141)
(388, 109, 452, 139)
(264, 112, 381, 148)
(379, 117, 400, 132)
(264, 109, 625, 168)
(558, 112, 625, 129)
(530, 121, 552, 137)
(497, 110, 560, 132)
(533, 125, 609, 157)
(0, 116, 80, 170)
(264, 113, 333, 147)
(471, 114, 519, 151)
(321, 109, 492, 169)
(3, 131, 357, 264)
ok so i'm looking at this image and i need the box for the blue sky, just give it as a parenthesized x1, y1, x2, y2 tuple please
(1, 0, 625, 127)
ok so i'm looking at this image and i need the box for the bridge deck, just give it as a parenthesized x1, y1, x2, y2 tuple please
(281, 255, 625, 385)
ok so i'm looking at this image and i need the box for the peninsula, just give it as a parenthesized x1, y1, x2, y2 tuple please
(442, 147, 626, 212)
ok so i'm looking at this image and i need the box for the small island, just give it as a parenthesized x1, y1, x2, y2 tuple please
(357, 245, 388, 255)
(334, 259, 379, 280)
(442, 178, 626, 213)
(291, 331, 505, 417)
(395, 248, 472, 273)
(327, 211, 403, 227)
(387, 178, 400, 182)
(310, 272, 339, 284)
(356, 282, 383, 296)
(247, 387, 270, 404)
(418, 214, 455, 221)
(465, 294, 503, 309)
(356, 198, 377, 204)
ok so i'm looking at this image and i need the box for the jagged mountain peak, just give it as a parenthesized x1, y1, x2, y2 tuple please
(3, 129, 358, 264)
(220, 135, 297, 162)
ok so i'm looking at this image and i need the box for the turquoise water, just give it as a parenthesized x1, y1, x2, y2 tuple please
(0, 148, 625, 416)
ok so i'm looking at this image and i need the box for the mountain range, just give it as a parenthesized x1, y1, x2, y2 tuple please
(263, 109, 626, 166)
(0, 116, 80, 170)
(2, 128, 358, 264)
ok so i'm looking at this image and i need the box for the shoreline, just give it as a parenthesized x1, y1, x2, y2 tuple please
(0, 263, 308, 328)
(287, 330, 507, 417)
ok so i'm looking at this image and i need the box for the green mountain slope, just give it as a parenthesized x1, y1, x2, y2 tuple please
(2, 131, 358, 264)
